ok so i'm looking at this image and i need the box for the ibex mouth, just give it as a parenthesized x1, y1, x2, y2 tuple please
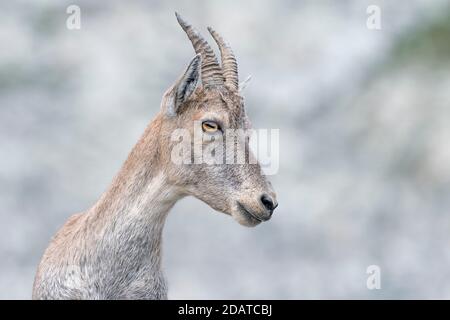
(237, 202, 267, 222)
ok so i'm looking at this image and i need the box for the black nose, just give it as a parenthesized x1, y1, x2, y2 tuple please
(260, 194, 277, 213)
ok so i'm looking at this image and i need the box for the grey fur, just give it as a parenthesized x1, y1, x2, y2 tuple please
(32, 15, 277, 300)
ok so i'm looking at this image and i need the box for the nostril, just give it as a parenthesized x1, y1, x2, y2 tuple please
(260, 194, 275, 211)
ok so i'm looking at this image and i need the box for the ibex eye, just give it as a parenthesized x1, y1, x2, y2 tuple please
(202, 121, 219, 133)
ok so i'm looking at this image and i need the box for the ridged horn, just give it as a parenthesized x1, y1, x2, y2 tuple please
(207, 27, 239, 91)
(175, 13, 224, 88)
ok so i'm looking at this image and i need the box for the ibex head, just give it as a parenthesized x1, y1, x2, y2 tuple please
(156, 13, 277, 227)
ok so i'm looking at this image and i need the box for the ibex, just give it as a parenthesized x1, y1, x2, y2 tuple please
(33, 13, 278, 300)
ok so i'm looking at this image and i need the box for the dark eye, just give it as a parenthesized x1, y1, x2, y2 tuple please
(202, 121, 219, 133)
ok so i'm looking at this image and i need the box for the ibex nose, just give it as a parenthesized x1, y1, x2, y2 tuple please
(260, 194, 278, 216)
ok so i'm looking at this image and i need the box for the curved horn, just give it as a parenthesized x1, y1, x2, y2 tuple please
(175, 13, 224, 88)
(207, 27, 239, 91)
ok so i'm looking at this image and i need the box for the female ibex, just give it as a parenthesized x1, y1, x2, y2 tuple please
(33, 13, 277, 300)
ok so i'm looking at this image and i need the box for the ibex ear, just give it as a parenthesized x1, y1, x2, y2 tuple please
(167, 54, 201, 115)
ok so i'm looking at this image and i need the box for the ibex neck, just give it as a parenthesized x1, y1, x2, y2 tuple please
(90, 117, 181, 270)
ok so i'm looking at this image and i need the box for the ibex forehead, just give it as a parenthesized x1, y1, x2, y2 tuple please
(193, 89, 248, 128)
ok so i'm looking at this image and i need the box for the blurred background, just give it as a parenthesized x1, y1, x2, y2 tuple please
(1, 0, 449, 299)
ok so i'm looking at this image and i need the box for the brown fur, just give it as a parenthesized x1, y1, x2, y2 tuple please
(33, 17, 277, 300)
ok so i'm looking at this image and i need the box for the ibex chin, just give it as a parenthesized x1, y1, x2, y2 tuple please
(33, 13, 278, 300)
